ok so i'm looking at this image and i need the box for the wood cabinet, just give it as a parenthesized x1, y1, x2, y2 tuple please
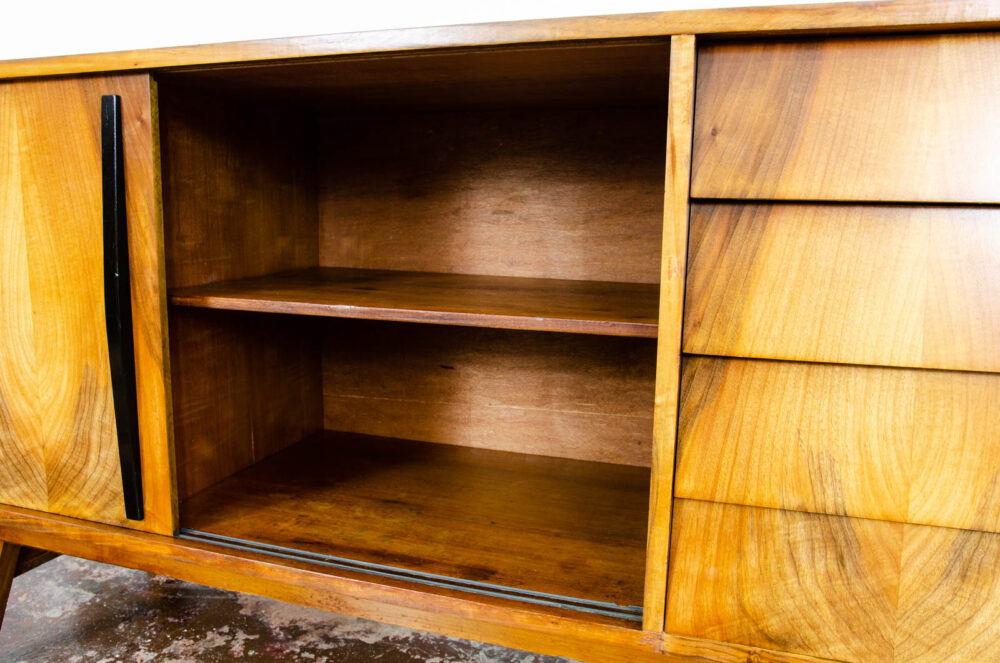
(1, 3, 1000, 663)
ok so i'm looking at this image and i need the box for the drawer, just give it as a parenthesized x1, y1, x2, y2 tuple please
(692, 33, 1000, 202)
(666, 500, 1000, 663)
(676, 357, 1000, 532)
(683, 203, 1000, 372)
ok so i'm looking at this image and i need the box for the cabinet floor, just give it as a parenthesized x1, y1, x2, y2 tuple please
(0, 556, 577, 662)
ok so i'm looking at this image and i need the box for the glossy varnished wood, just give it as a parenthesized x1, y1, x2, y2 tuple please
(692, 33, 1000, 202)
(319, 107, 665, 284)
(0, 542, 19, 627)
(322, 321, 655, 467)
(4, 1, 1000, 79)
(684, 203, 1000, 372)
(676, 357, 1000, 532)
(644, 34, 695, 634)
(0, 76, 174, 534)
(170, 267, 660, 337)
(182, 431, 650, 609)
(0, 504, 831, 663)
(667, 500, 901, 662)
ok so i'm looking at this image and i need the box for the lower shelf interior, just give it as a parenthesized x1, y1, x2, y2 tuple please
(179, 431, 649, 619)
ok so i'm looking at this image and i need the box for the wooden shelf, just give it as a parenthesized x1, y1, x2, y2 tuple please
(168, 267, 659, 337)
(180, 431, 650, 613)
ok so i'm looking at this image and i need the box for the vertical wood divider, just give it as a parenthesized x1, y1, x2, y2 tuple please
(643, 33, 696, 633)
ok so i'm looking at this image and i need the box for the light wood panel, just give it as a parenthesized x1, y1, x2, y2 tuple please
(171, 310, 322, 500)
(667, 500, 901, 662)
(322, 321, 655, 467)
(0, 76, 174, 534)
(677, 357, 1000, 532)
(319, 107, 664, 284)
(644, 34, 695, 634)
(171, 267, 659, 337)
(5, 1, 1000, 79)
(692, 33, 1000, 202)
(181, 431, 650, 609)
(684, 203, 1000, 372)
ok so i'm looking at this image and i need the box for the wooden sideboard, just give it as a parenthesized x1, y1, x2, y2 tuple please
(2, 2, 1000, 661)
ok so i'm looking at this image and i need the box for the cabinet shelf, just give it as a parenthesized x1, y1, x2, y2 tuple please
(180, 431, 650, 617)
(168, 267, 659, 337)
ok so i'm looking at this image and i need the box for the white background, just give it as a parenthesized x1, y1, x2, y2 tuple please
(2, 0, 828, 61)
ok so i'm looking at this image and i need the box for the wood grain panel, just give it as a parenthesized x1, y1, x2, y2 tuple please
(171, 310, 322, 500)
(896, 525, 1000, 662)
(692, 33, 1000, 202)
(677, 358, 1000, 533)
(322, 321, 655, 467)
(0, 76, 174, 533)
(644, 34, 695, 633)
(667, 499, 901, 662)
(170, 267, 660, 337)
(319, 107, 664, 284)
(684, 203, 1000, 372)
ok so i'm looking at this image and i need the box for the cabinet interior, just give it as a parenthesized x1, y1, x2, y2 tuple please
(158, 39, 669, 622)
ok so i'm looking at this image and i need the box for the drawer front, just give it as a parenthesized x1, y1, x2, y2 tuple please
(683, 203, 1000, 372)
(676, 357, 1000, 532)
(692, 33, 1000, 202)
(667, 500, 1000, 663)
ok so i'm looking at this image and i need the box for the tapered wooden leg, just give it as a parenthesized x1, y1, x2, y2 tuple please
(0, 541, 21, 629)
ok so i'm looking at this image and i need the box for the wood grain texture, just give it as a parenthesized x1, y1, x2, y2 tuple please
(0, 76, 174, 534)
(319, 107, 664, 284)
(159, 86, 318, 289)
(667, 499, 901, 662)
(0, 503, 834, 663)
(644, 34, 695, 634)
(0, 542, 19, 627)
(322, 320, 655, 467)
(5, 0, 1000, 79)
(684, 203, 1000, 372)
(896, 525, 1000, 662)
(171, 267, 659, 338)
(677, 357, 1000, 533)
(181, 431, 650, 609)
(692, 33, 1000, 203)
(160, 42, 670, 110)
(170, 309, 322, 500)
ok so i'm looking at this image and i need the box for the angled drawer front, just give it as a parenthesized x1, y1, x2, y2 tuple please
(683, 203, 1000, 372)
(692, 33, 1000, 202)
(676, 357, 1000, 532)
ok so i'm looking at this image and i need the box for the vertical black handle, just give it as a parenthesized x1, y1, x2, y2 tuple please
(102, 95, 144, 521)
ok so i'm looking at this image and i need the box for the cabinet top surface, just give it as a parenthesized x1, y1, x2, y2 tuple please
(1, 0, 999, 80)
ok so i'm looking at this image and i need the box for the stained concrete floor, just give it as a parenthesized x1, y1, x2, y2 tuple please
(0, 556, 578, 662)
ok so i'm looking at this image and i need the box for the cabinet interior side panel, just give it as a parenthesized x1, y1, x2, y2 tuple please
(318, 107, 665, 284)
(322, 320, 656, 466)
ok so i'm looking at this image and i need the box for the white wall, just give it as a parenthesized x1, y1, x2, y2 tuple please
(1, 0, 830, 61)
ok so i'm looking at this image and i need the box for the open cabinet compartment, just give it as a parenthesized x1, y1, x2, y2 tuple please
(158, 39, 669, 623)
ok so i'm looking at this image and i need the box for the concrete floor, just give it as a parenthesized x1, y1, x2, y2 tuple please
(0, 556, 578, 662)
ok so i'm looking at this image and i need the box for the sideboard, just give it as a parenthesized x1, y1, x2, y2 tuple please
(2, 2, 1000, 661)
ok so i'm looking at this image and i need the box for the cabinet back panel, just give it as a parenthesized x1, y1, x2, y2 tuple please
(319, 107, 665, 284)
(323, 321, 655, 466)
(692, 33, 1000, 202)
(684, 202, 1000, 372)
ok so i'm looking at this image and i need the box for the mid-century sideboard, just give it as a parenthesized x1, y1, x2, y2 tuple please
(2, 1, 1000, 661)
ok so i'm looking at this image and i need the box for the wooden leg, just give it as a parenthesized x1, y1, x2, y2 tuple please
(0, 541, 21, 629)
(14, 547, 59, 577)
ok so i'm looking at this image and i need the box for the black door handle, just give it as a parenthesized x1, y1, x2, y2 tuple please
(101, 94, 144, 521)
